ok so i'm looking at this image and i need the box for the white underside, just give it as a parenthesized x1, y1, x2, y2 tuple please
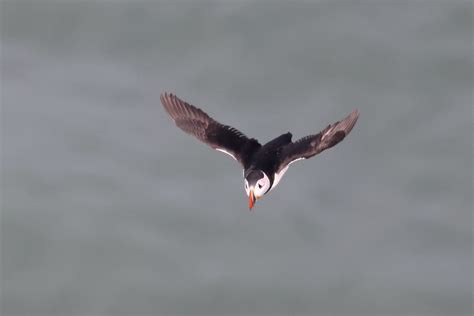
(216, 148, 237, 161)
(270, 157, 304, 191)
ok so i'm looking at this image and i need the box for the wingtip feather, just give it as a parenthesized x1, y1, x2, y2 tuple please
(341, 109, 360, 134)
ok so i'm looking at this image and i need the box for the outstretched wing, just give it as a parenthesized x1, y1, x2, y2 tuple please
(278, 109, 359, 172)
(160, 93, 261, 168)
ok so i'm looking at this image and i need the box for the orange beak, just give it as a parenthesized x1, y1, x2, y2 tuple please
(249, 190, 256, 210)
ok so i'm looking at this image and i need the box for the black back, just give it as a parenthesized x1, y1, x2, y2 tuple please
(245, 132, 293, 184)
(162, 93, 359, 189)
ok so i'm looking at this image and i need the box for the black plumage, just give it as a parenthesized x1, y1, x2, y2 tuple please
(161, 92, 359, 209)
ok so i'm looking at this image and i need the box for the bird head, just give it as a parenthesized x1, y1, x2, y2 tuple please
(244, 170, 270, 210)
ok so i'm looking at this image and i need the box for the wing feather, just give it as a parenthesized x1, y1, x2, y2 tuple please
(161, 93, 261, 167)
(278, 109, 359, 172)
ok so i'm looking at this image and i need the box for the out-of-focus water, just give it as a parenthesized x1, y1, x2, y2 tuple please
(1, 2, 472, 315)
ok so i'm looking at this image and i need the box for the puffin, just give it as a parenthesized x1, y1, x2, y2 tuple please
(161, 93, 359, 210)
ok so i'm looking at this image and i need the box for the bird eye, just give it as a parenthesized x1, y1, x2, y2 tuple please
(258, 183, 263, 189)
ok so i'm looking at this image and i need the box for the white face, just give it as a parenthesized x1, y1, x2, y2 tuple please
(244, 172, 270, 198)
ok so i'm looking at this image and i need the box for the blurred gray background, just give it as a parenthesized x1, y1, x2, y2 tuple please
(1, 1, 472, 316)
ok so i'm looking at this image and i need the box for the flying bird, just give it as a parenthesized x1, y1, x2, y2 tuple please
(160, 93, 359, 210)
